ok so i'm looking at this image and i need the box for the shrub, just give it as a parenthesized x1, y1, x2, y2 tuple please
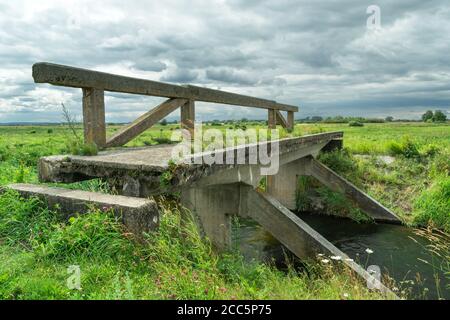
(348, 121, 364, 127)
(153, 137, 174, 144)
(66, 141, 98, 156)
(421, 144, 440, 157)
(316, 187, 371, 223)
(81, 142, 98, 156)
(414, 177, 450, 232)
(387, 136, 420, 159)
(318, 149, 357, 175)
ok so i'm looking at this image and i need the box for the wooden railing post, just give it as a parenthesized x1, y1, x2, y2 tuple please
(268, 109, 276, 129)
(287, 111, 294, 131)
(82, 88, 106, 148)
(181, 99, 195, 139)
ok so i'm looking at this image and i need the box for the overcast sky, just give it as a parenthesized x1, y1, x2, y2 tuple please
(0, 0, 449, 122)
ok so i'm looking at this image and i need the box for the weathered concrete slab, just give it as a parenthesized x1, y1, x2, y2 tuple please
(7, 183, 159, 239)
(39, 132, 344, 197)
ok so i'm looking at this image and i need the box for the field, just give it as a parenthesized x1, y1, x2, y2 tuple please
(0, 121, 448, 299)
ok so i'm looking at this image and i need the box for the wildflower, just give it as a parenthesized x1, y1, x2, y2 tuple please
(331, 256, 342, 261)
(365, 248, 374, 254)
(345, 258, 354, 262)
(321, 259, 330, 264)
(343, 293, 349, 298)
(317, 253, 324, 257)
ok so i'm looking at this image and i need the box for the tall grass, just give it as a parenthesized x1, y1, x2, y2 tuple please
(0, 191, 385, 300)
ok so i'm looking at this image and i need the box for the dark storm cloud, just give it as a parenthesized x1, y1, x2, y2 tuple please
(0, 0, 449, 123)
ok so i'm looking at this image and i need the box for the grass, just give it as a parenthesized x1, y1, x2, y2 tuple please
(0, 191, 383, 300)
(0, 121, 448, 299)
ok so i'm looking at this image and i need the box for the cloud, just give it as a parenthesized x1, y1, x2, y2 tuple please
(160, 67, 199, 83)
(0, 0, 449, 122)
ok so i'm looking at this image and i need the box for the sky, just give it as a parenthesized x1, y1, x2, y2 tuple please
(0, 0, 449, 123)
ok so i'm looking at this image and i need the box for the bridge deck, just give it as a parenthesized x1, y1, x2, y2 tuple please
(38, 131, 343, 195)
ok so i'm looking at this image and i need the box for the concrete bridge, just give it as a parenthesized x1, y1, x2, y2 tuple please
(8, 63, 402, 297)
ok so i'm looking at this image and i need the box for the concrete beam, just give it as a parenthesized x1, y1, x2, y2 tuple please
(186, 85, 298, 112)
(33, 62, 298, 112)
(7, 183, 159, 239)
(242, 187, 397, 298)
(106, 98, 187, 148)
(307, 157, 402, 224)
(275, 110, 288, 128)
(33, 62, 191, 99)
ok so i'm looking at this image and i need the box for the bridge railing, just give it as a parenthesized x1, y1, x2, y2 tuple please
(32, 62, 298, 148)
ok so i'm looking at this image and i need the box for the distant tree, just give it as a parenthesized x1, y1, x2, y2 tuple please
(433, 110, 447, 122)
(385, 116, 394, 122)
(422, 110, 434, 122)
(160, 119, 168, 126)
(311, 116, 323, 122)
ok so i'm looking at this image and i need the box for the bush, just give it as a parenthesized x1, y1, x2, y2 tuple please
(421, 144, 440, 157)
(316, 187, 371, 223)
(414, 177, 450, 232)
(81, 142, 98, 156)
(318, 149, 357, 175)
(348, 121, 364, 127)
(66, 141, 98, 156)
(387, 136, 420, 159)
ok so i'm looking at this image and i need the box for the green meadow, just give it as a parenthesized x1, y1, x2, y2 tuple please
(0, 121, 448, 299)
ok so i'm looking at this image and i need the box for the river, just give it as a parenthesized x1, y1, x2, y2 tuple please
(234, 212, 449, 300)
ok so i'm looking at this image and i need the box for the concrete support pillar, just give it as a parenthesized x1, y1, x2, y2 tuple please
(181, 99, 195, 139)
(287, 111, 294, 132)
(82, 87, 106, 148)
(268, 109, 276, 129)
(266, 157, 310, 210)
(181, 184, 240, 251)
